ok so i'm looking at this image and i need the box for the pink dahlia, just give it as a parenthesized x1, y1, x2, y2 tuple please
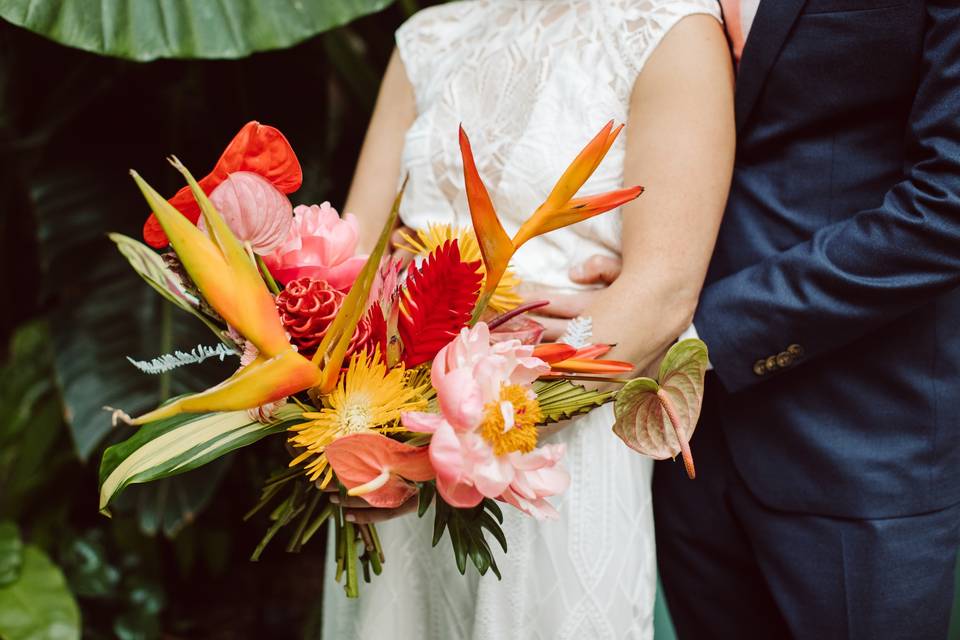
(401, 323, 570, 519)
(264, 202, 367, 290)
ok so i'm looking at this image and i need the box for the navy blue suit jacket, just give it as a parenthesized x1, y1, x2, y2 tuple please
(697, 0, 960, 518)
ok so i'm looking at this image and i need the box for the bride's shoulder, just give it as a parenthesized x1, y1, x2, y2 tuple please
(602, 0, 723, 76)
(397, 0, 492, 38)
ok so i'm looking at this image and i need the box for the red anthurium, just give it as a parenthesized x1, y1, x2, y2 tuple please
(324, 433, 436, 508)
(143, 121, 303, 248)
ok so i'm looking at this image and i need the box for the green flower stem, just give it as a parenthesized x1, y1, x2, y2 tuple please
(344, 521, 359, 597)
(256, 254, 281, 295)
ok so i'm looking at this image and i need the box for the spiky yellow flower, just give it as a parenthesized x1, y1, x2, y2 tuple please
(397, 223, 522, 313)
(288, 348, 428, 486)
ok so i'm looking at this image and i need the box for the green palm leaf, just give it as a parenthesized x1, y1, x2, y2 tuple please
(0, 0, 395, 61)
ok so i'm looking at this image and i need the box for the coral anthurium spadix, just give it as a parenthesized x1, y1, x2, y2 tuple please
(99, 121, 709, 600)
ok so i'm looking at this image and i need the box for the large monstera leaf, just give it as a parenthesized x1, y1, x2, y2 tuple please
(613, 339, 709, 479)
(0, 0, 395, 61)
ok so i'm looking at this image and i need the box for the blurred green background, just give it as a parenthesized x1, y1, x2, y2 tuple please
(0, 1, 956, 638)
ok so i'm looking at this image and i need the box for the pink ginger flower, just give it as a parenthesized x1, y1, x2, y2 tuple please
(199, 171, 293, 255)
(401, 323, 570, 519)
(263, 202, 368, 290)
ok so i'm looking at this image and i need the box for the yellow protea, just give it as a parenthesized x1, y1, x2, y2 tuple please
(396, 223, 522, 314)
(288, 348, 428, 486)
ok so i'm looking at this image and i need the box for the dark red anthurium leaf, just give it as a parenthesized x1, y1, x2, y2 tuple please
(143, 121, 303, 248)
(398, 240, 482, 367)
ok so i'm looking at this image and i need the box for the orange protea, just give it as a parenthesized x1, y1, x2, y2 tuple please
(397, 223, 522, 313)
(287, 348, 428, 487)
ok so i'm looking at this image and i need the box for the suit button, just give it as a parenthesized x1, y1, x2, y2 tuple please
(753, 360, 767, 376)
(765, 356, 778, 371)
(776, 352, 793, 368)
(787, 344, 804, 358)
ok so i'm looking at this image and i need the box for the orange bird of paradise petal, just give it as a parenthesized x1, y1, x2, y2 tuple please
(325, 433, 436, 508)
(459, 121, 644, 310)
(143, 121, 303, 248)
(129, 159, 320, 424)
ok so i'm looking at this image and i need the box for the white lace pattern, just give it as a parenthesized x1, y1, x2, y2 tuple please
(323, 1, 721, 638)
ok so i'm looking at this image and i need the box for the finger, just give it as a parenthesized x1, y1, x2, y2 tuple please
(343, 498, 417, 524)
(569, 254, 622, 285)
(390, 227, 417, 268)
(531, 291, 600, 319)
(328, 494, 378, 509)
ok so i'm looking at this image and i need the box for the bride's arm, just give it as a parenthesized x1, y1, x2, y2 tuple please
(575, 15, 735, 373)
(344, 49, 417, 254)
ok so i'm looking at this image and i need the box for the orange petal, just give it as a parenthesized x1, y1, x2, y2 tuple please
(325, 433, 435, 508)
(132, 349, 320, 424)
(459, 126, 514, 299)
(573, 344, 612, 359)
(532, 343, 577, 364)
(514, 186, 644, 247)
(538, 120, 620, 214)
(550, 358, 635, 374)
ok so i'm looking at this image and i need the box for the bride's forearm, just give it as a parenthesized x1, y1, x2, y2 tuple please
(585, 271, 701, 375)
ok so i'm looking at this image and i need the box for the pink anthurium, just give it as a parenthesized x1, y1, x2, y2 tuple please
(324, 433, 436, 508)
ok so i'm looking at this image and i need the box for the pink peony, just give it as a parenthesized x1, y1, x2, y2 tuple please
(401, 323, 570, 519)
(263, 202, 368, 290)
(199, 171, 293, 255)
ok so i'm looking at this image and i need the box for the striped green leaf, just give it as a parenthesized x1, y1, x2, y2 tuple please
(109, 233, 231, 345)
(99, 404, 305, 513)
(533, 379, 614, 425)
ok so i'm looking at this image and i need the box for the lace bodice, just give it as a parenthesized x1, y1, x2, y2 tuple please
(396, 0, 722, 291)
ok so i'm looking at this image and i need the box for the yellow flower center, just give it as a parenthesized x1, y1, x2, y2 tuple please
(479, 384, 543, 456)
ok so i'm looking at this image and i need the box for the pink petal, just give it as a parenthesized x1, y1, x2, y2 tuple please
(401, 411, 447, 434)
(433, 365, 484, 432)
(429, 421, 482, 508)
(471, 454, 515, 499)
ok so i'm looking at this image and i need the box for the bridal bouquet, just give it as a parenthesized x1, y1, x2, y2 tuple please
(99, 121, 708, 597)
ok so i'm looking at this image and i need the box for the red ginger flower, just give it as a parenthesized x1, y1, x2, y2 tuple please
(276, 277, 371, 358)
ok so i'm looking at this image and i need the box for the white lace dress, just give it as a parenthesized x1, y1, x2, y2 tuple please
(322, 1, 722, 638)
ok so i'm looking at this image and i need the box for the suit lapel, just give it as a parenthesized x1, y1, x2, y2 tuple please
(735, 0, 809, 133)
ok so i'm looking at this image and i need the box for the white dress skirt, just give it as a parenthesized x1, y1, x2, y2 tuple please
(322, 1, 722, 638)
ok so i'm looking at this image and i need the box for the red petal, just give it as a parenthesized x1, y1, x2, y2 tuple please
(325, 433, 435, 508)
(398, 240, 482, 366)
(143, 121, 303, 248)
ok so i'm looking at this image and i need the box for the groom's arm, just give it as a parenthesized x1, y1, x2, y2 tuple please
(697, 1, 960, 393)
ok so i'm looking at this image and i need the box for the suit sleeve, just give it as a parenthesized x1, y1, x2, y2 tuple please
(696, 1, 960, 393)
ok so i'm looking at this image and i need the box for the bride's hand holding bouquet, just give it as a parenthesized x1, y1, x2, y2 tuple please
(100, 120, 708, 597)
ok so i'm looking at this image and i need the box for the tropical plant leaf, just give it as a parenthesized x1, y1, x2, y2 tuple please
(0, 523, 22, 587)
(612, 339, 708, 478)
(533, 379, 614, 425)
(0, 545, 80, 640)
(0, 0, 396, 61)
(399, 240, 482, 366)
(108, 233, 230, 345)
(99, 404, 306, 513)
